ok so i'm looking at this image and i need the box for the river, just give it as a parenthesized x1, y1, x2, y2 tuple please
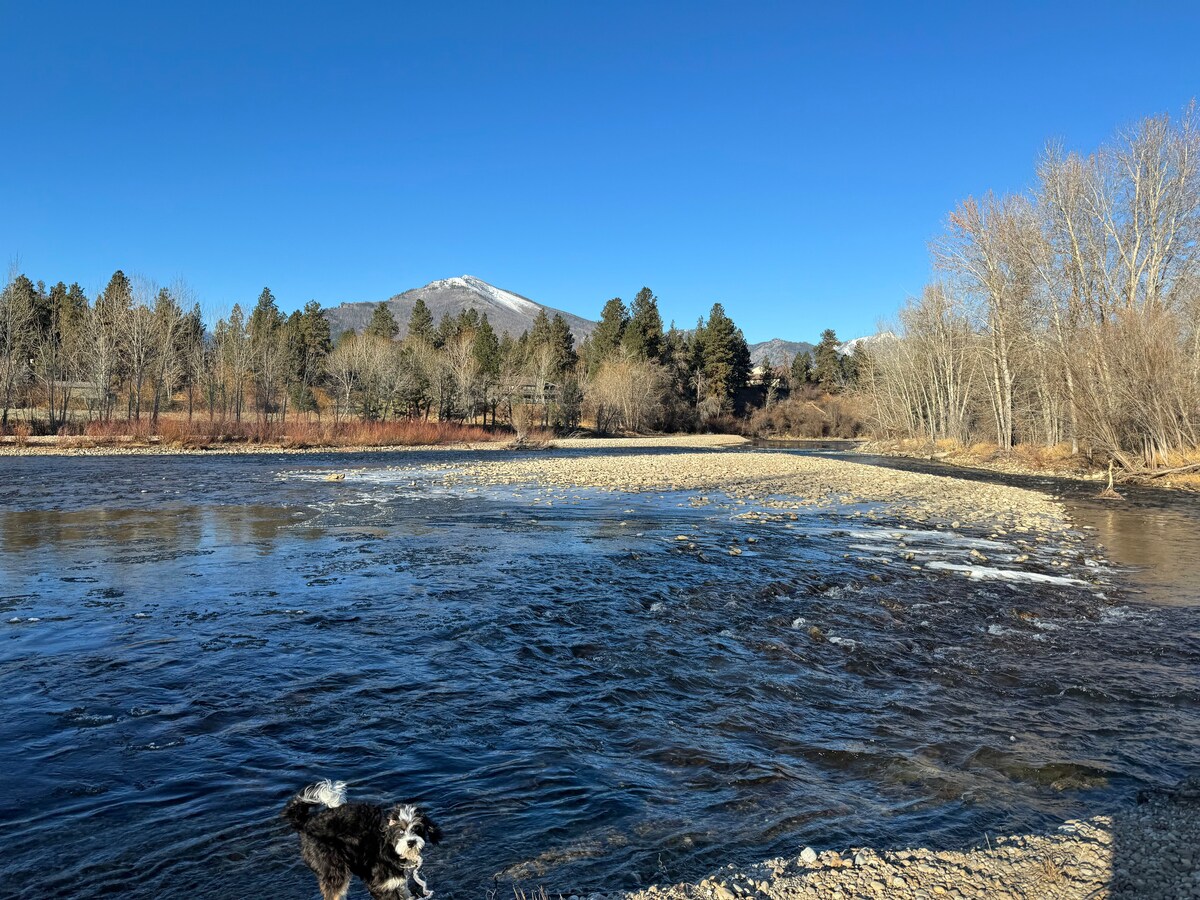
(1, 448, 1196, 897)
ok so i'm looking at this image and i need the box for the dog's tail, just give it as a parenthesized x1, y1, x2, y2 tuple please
(282, 779, 347, 831)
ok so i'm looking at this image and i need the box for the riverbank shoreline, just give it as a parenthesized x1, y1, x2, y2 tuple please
(0, 432, 750, 457)
(581, 778, 1199, 900)
(441, 441, 1068, 533)
(856, 439, 1200, 493)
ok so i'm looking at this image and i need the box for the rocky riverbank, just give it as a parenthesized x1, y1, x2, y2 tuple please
(0, 432, 746, 457)
(858, 439, 1200, 493)
(0, 440, 503, 457)
(446, 442, 1068, 533)
(575, 779, 1199, 900)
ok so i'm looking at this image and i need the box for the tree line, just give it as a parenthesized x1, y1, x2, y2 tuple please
(859, 105, 1200, 470)
(0, 269, 765, 436)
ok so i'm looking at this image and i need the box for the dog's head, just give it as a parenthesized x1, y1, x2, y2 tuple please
(385, 804, 442, 865)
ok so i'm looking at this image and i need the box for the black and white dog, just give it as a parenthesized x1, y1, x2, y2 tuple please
(282, 779, 442, 900)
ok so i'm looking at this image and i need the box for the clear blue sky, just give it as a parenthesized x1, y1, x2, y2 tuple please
(2, 2, 1197, 343)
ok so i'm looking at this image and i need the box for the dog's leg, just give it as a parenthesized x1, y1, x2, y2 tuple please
(319, 871, 350, 900)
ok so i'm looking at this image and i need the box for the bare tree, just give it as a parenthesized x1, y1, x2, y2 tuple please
(0, 265, 37, 429)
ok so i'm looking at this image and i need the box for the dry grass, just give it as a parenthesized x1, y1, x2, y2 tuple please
(749, 390, 868, 439)
(508, 888, 563, 900)
(1038, 854, 1066, 884)
(507, 426, 557, 450)
(880, 438, 1093, 474)
(38, 418, 506, 450)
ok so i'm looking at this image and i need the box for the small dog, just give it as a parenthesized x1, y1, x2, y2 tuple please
(282, 779, 442, 900)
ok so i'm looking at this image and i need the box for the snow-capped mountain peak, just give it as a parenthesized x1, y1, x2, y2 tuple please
(323, 276, 596, 342)
(836, 333, 894, 355)
(436, 275, 541, 314)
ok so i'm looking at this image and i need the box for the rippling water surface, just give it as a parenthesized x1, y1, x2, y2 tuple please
(2, 449, 1198, 898)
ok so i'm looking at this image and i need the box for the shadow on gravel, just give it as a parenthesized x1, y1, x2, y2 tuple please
(1108, 778, 1200, 898)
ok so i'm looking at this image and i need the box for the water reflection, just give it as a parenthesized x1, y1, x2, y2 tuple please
(832, 452, 1200, 606)
(1069, 504, 1200, 606)
(2, 502, 309, 556)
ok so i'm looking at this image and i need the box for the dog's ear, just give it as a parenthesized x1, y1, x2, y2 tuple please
(419, 812, 443, 845)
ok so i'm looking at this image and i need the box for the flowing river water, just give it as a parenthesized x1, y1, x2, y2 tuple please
(1, 448, 1197, 898)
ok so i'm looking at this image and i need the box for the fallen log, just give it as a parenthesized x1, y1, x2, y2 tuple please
(1138, 461, 1200, 479)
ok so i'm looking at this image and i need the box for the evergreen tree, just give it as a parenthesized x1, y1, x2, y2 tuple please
(757, 353, 775, 386)
(548, 313, 577, 376)
(790, 349, 812, 386)
(588, 297, 628, 373)
(180, 302, 205, 421)
(528, 309, 552, 348)
(221, 303, 250, 422)
(456, 307, 481, 334)
(301, 301, 332, 363)
(434, 312, 456, 349)
(249, 287, 282, 347)
(247, 287, 284, 417)
(365, 302, 400, 340)
(408, 297, 435, 343)
(812, 329, 843, 389)
(497, 332, 516, 366)
(286, 300, 331, 414)
(91, 271, 134, 421)
(696, 303, 751, 405)
(472, 313, 501, 378)
(96, 270, 132, 318)
(623, 287, 663, 361)
(30, 278, 53, 336)
(843, 341, 868, 386)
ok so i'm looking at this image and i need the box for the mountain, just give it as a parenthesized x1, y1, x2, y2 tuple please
(324, 275, 598, 342)
(837, 333, 894, 355)
(749, 338, 814, 367)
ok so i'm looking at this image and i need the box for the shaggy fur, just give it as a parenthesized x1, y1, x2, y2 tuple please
(282, 779, 442, 900)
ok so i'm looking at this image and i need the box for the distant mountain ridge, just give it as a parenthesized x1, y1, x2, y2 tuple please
(324, 277, 869, 361)
(749, 334, 884, 368)
(323, 275, 598, 342)
(748, 338, 814, 367)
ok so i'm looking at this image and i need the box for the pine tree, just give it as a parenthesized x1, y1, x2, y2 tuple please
(456, 307, 481, 334)
(91, 271, 134, 421)
(434, 312, 456, 349)
(548, 313, 577, 377)
(697, 303, 751, 405)
(790, 349, 812, 386)
(472, 313, 501, 378)
(247, 288, 284, 419)
(623, 287, 663, 361)
(843, 341, 868, 386)
(408, 298, 435, 343)
(287, 300, 331, 414)
(248, 288, 282, 363)
(588, 297, 628, 373)
(365, 302, 399, 340)
(180, 302, 205, 421)
(529, 309, 552, 348)
(812, 329, 842, 389)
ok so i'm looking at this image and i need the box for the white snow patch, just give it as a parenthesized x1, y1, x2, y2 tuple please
(429, 275, 541, 314)
(925, 561, 1086, 585)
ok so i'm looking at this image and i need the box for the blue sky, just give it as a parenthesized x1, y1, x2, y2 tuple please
(2, 2, 1197, 343)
